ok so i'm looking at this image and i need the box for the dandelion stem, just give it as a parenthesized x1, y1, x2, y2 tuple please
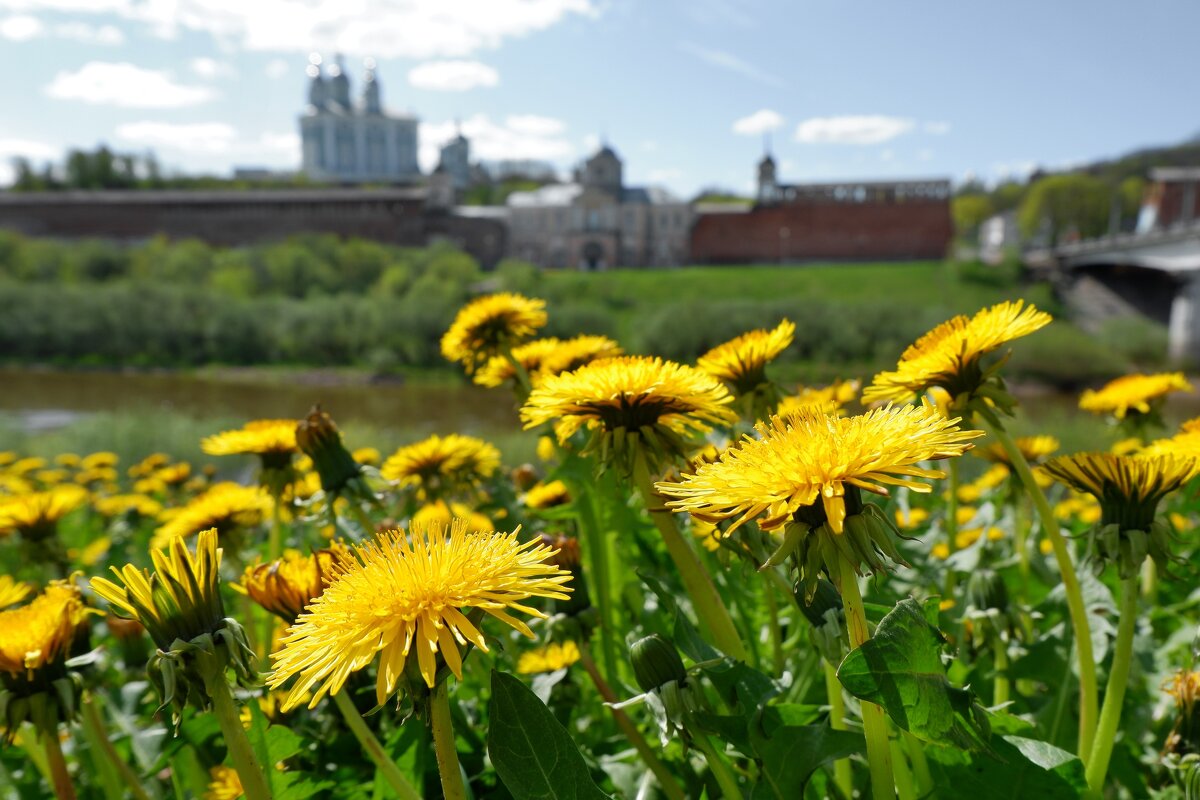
(574, 484, 620, 684)
(890, 735, 917, 800)
(579, 646, 687, 800)
(902, 731, 932, 797)
(766, 587, 785, 677)
(837, 555, 895, 800)
(632, 452, 748, 662)
(332, 691, 421, 800)
(693, 733, 742, 799)
(1085, 574, 1139, 793)
(943, 459, 960, 597)
(41, 727, 76, 800)
(500, 343, 533, 399)
(200, 662, 274, 800)
(80, 694, 152, 800)
(430, 682, 467, 800)
(1014, 493, 1031, 594)
(978, 409, 1098, 763)
(824, 660, 854, 798)
(993, 644, 1010, 707)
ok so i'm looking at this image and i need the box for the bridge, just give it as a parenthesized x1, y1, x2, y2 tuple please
(1029, 217, 1200, 366)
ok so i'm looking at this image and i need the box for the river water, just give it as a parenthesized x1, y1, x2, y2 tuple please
(0, 367, 523, 439)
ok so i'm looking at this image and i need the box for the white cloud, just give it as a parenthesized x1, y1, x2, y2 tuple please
(505, 114, 564, 137)
(0, 0, 596, 59)
(264, 57, 288, 79)
(678, 42, 784, 88)
(0, 15, 124, 43)
(794, 115, 915, 145)
(55, 21, 122, 43)
(732, 109, 784, 136)
(990, 160, 1037, 181)
(923, 120, 951, 135)
(0, 137, 62, 186)
(190, 56, 236, 79)
(418, 113, 573, 172)
(0, 13, 41, 39)
(115, 121, 238, 153)
(580, 133, 600, 153)
(407, 60, 499, 91)
(113, 122, 301, 164)
(647, 167, 683, 183)
(46, 62, 216, 108)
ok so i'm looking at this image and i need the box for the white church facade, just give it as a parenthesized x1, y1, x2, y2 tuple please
(299, 55, 420, 184)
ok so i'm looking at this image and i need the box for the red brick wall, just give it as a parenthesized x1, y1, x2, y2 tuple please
(0, 191, 507, 267)
(1154, 181, 1199, 228)
(690, 200, 953, 263)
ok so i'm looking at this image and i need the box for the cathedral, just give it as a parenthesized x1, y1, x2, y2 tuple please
(299, 54, 420, 184)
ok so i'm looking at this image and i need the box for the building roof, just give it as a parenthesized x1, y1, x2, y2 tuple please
(0, 188, 426, 206)
(621, 186, 680, 205)
(507, 183, 583, 207)
(1150, 167, 1200, 182)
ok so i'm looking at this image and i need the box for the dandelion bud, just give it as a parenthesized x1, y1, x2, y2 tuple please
(511, 464, 538, 491)
(631, 634, 687, 695)
(296, 407, 362, 495)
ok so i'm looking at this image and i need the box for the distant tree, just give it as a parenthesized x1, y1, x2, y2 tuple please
(951, 194, 994, 239)
(990, 181, 1026, 212)
(10, 157, 39, 191)
(1018, 173, 1112, 243)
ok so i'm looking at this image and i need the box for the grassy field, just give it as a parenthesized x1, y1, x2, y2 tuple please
(540, 260, 1048, 309)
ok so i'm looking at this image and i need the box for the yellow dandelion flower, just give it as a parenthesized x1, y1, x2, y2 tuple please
(440, 292, 548, 374)
(955, 528, 984, 549)
(1043, 452, 1199, 575)
(53, 454, 80, 469)
(8, 457, 47, 476)
(381, 434, 501, 500)
(268, 520, 572, 709)
(128, 453, 170, 478)
(81, 452, 118, 470)
(696, 319, 794, 395)
(75, 536, 112, 567)
(205, 765, 244, 800)
(0, 486, 87, 539)
(542, 334, 625, 376)
(152, 482, 270, 548)
(517, 641, 582, 674)
(691, 519, 723, 551)
(411, 501, 492, 533)
(777, 379, 861, 417)
(523, 480, 571, 510)
(34, 469, 70, 486)
(932, 543, 950, 560)
(0, 576, 32, 609)
(957, 506, 978, 526)
(938, 598, 956, 611)
(956, 464, 1010, 502)
(351, 447, 381, 466)
(1039, 538, 1054, 555)
(894, 507, 930, 530)
(1043, 453, 1198, 511)
(1079, 373, 1192, 420)
(202, 420, 299, 459)
(521, 356, 737, 469)
(0, 581, 92, 678)
(91, 528, 230, 652)
(1054, 494, 1102, 525)
(474, 337, 565, 388)
(93, 493, 163, 519)
(0, 452, 15, 467)
(864, 300, 1052, 406)
(234, 544, 352, 622)
(153, 463, 192, 487)
(1170, 512, 1188, 532)
(658, 404, 982, 535)
(536, 436, 557, 462)
(976, 435, 1059, 466)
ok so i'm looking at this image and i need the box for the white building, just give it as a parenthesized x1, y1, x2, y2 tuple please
(299, 54, 420, 184)
(504, 145, 693, 269)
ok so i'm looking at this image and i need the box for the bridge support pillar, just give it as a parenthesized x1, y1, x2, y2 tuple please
(1168, 272, 1200, 366)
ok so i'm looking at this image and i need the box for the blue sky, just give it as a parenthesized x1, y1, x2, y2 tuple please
(0, 0, 1197, 197)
